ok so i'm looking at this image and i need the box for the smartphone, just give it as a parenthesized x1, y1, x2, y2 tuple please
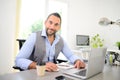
(55, 75, 74, 80)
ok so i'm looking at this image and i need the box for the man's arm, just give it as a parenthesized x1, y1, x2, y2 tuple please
(15, 33, 36, 70)
(61, 40, 85, 68)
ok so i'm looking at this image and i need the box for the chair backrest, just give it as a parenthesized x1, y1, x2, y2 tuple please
(16, 39, 26, 49)
(13, 39, 26, 71)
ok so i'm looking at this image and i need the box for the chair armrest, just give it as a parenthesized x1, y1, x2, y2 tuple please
(57, 59, 68, 63)
(13, 66, 24, 71)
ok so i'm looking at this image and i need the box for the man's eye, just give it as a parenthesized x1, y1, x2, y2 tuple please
(54, 23, 59, 26)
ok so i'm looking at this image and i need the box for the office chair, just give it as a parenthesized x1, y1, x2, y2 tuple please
(13, 39, 67, 71)
(13, 39, 26, 71)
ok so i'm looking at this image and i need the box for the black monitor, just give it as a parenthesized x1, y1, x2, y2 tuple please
(76, 35, 90, 47)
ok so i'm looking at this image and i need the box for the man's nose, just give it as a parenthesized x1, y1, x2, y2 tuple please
(50, 24, 55, 29)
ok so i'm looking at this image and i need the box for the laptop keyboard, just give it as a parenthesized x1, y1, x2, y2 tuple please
(75, 69, 86, 76)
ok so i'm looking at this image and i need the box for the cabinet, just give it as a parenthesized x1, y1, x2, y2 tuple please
(106, 49, 120, 65)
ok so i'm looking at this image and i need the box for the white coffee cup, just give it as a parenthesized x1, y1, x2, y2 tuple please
(36, 65, 45, 76)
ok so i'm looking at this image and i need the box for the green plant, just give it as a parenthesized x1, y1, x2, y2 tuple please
(115, 41, 120, 50)
(30, 19, 43, 32)
(21, 19, 43, 39)
(90, 34, 104, 48)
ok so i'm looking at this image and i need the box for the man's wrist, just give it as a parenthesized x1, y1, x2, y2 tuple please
(28, 62, 37, 69)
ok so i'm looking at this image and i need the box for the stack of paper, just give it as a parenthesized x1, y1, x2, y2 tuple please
(57, 62, 74, 70)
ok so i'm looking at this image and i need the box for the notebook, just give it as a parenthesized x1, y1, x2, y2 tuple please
(63, 48, 107, 79)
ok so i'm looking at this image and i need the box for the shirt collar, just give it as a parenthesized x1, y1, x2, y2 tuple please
(41, 29, 60, 40)
(41, 29, 47, 37)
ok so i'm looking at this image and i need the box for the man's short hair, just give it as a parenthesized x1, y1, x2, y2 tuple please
(46, 12, 62, 25)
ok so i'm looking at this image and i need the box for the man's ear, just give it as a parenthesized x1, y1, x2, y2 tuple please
(58, 26, 61, 30)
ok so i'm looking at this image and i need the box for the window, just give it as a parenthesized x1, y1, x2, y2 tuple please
(48, 0, 68, 40)
(14, 0, 68, 64)
(18, 0, 68, 39)
(18, 0, 45, 39)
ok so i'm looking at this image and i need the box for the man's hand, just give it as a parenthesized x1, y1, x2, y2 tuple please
(74, 59, 86, 69)
(45, 62, 58, 72)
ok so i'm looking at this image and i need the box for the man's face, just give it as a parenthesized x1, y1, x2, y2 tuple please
(45, 15, 61, 36)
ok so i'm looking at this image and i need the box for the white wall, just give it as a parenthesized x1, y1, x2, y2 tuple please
(0, 0, 16, 75)
(67, 0, 120, 50)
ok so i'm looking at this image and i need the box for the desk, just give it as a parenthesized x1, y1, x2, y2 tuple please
(0, 65, 120, 80)
(107, 49, 120, 54)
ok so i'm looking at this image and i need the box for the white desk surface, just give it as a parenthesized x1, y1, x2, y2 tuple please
(0, 65, 120, 80)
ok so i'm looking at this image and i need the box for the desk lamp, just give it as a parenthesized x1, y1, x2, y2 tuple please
(98, 17, 120, 26)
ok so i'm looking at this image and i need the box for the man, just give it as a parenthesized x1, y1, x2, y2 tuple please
(15, 12, 85, 72)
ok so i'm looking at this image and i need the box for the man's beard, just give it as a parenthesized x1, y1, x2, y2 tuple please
(46, 28, 56, 36)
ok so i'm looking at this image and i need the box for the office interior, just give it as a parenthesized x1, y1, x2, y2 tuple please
(0, 0, 120, 75)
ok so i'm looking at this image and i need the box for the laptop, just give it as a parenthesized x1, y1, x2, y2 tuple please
(63, 48, 107, 79)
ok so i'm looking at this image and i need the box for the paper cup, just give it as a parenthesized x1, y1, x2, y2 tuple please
(36, 65, 45, 76)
